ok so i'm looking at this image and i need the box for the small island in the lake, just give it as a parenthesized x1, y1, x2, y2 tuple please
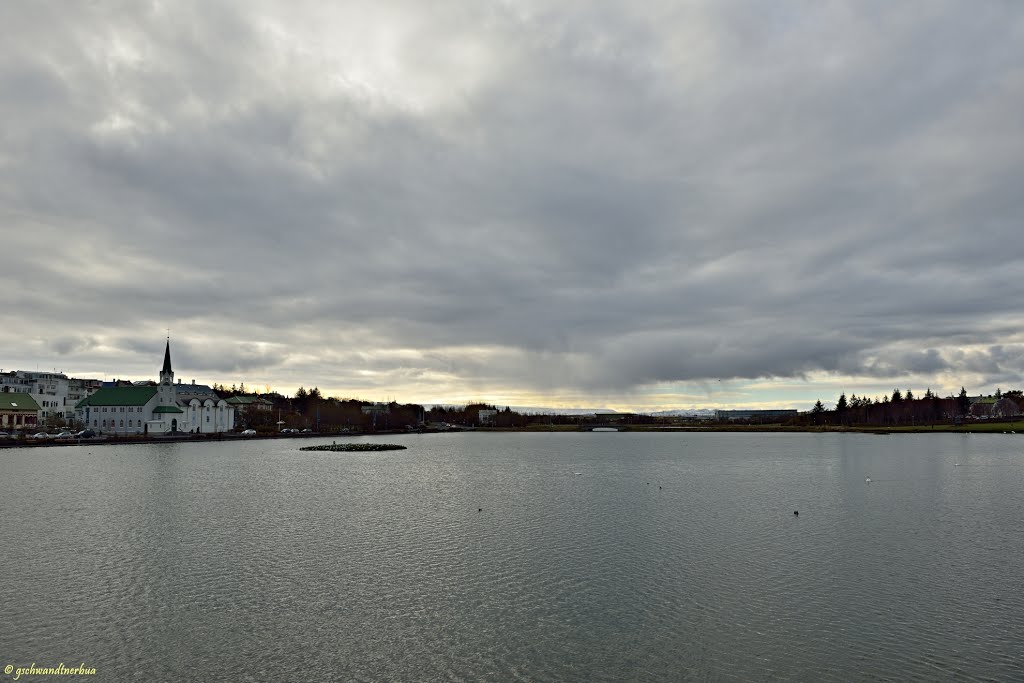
(300, 443, 407, 452)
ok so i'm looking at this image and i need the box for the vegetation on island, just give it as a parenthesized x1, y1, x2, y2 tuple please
(300, 443, 407, 452)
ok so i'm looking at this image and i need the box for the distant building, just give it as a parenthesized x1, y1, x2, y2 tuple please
(714, 409, 798, 422)
(361, 403, 390, 415)
(592, 412, 630, 422)
(0, 370, 100, 426)
(991, 397, 1021, 418)
(76, 340, 235, 434)
(67, 378, 102, 414)
(225, 395, 274, 413)
(478, 409, 498, 425)
(0, 393, 40, 431)
(965, 394, 997, 418)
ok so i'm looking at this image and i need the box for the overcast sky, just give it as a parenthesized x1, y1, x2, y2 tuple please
(2, 2, 1023, 411)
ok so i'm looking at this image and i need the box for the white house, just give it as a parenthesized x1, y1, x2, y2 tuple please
(77, 341, 235, 434)
(0, 370, 100, 426)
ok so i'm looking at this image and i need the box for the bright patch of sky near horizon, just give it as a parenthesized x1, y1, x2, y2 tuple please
(2, 2, 1024, 411)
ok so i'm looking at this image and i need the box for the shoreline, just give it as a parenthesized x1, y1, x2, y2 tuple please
(3, 421, 1022, 448)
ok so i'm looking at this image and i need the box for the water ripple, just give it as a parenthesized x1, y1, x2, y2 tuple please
(2, 433, 1023, 681)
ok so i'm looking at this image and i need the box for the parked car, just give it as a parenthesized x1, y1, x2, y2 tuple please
(241, 429, 257, 435)
(301, 428, 312, 433)
(31, 432, 51, 439)
(55, 431, 75, 439)
(75, 429, 96, 438)
(0, 431, 9, 438)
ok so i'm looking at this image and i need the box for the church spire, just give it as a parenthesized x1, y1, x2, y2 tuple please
(159, 336, 176, 391)
(162, 338, 173, 375)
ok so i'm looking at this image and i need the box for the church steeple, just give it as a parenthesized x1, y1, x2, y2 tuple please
(162, 339, 173, 376)
(160, 338, 174, 386)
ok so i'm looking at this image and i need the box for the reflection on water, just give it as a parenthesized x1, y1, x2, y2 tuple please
(2, 433, 1023, 681)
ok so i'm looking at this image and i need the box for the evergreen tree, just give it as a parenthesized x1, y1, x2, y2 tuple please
(892, 388, 903, 403)
(812, 400, 825, 413)
(957, 387, 970, 415)
(905, 389, 914, 401)
(836, 393, 848, 413)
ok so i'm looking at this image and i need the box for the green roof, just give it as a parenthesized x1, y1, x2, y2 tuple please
(153, 405, 184, 414)
(0, 393, 40, 411)
(77, 386, 157, 407)
(226, 396, 270, 405)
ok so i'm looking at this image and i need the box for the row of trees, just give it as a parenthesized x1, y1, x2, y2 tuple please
(226, 384, 558, 432)
(807, 388, 1023, 426)
(216, 376, 1024, 431)
(222, 383, 672, 433)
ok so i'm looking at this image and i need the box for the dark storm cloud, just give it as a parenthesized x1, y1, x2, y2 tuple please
(2, 1, 1024, 401)
(50, 336, 100, 356)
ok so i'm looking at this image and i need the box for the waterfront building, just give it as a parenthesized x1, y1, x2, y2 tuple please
(76, 341, 235, 434)
(714, 409, 799, 423)
(0, 392, 40, 431)
(0, 370, 101, 427)
(225, 395, 274, 414)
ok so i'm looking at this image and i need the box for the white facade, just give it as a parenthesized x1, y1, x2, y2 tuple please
(0, 370, 100, 426)
(78, 341, 235, 434)
(1, 371, 68, 422)
(82, 391, 162, 433)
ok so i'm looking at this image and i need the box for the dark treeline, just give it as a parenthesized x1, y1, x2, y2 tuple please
(799, 388, 1024, 427)
(215, 380, 1024, 432)
(215, 383, 643, 432)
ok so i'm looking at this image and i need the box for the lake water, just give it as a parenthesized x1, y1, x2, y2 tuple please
(2, 432, 1023, 681)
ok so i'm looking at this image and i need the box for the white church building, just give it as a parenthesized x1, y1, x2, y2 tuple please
(77, 341, 235, 435)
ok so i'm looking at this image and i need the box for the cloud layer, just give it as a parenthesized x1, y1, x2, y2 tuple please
(3, 2, 1024, 409)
